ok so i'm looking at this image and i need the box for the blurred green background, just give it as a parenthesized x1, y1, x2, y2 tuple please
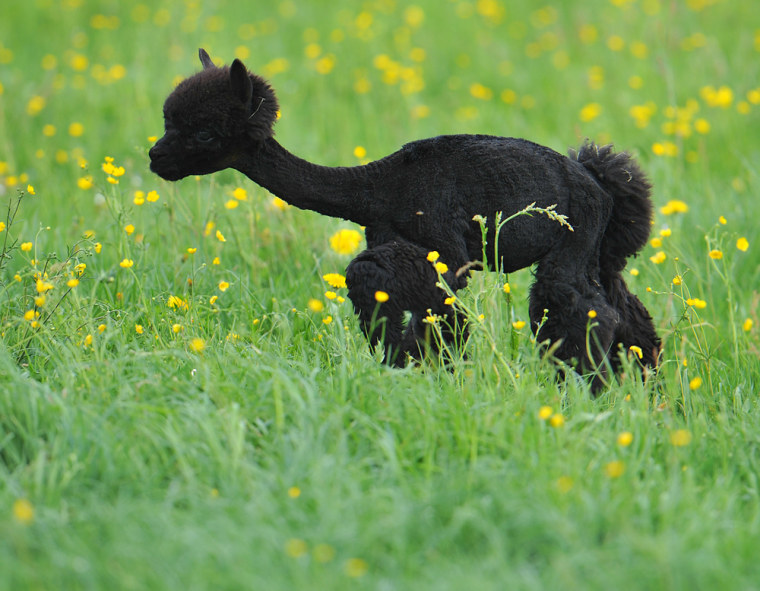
(2, 1, 760, 590)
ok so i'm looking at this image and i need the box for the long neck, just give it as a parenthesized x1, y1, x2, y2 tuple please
(233, 138, 378, 225)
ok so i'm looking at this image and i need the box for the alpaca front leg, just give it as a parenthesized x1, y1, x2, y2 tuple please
(356, 306, 407, 366)
(345, 247, 412, 366)
(346, 243, 422, 367)
(346, 240, 463, 366)
(403, 305, 470, 361)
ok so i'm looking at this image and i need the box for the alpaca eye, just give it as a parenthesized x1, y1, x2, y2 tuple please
(195, 130, 214, 143)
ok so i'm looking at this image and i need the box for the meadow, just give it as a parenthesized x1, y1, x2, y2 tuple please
(1, 0, 759, 589)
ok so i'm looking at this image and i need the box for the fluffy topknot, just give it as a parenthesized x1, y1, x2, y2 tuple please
(166, 48, 280, 143)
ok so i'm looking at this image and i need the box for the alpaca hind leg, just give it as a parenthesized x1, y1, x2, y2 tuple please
(604, 273, 661, 373)
(529, 269, 619, 392)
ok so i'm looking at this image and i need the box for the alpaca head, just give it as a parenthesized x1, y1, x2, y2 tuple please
(149, 48, 279, 181)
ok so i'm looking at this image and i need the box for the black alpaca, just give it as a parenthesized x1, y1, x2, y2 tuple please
(149, 49, 660, 390)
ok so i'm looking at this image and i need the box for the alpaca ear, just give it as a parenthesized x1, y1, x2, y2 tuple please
(199, 48, 215, 70)
(230, 59, 253, 106)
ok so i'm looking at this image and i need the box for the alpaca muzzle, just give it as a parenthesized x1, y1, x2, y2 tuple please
(148, 140, 185, 181)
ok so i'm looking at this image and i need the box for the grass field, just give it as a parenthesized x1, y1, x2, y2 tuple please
(2, 1, 760, 589)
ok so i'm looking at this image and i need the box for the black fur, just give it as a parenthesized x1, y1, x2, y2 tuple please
(149, 49, 660, 392)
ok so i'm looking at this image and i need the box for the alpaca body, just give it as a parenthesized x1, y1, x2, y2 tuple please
(150, 49, 660, 391)
(235, 134, 584, 273)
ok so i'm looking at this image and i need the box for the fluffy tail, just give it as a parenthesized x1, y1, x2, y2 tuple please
(571, 141, 660, 369)
(571, 141, 653, 275)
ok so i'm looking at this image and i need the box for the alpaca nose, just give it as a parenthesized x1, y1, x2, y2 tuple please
(148, 142, 167, 173)
(149, 135, 170, 160)
(148, 143, 161, 161)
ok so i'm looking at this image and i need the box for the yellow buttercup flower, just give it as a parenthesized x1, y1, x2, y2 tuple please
(374, 291, 389, 302)
(271, 196, 289, 210)
(556, 475, 574, 493)
(323, 273, 347, 289)
(69, 122, 85, 137)
(670, 429, 692, 446)
(329, 228, 362, 255)
(423, 313, 439, 324)
(343, 558, 368, 578)
(605, 460, 625, 478)
(660, 200, 689, 215)
(13, 499, 34, 524)
(736, 237, 749, 252)
(285, 538, 308, 558)
(579, 102, 602, 122)
(36, 279, 54, 293)
(167, 295, 188, 310)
